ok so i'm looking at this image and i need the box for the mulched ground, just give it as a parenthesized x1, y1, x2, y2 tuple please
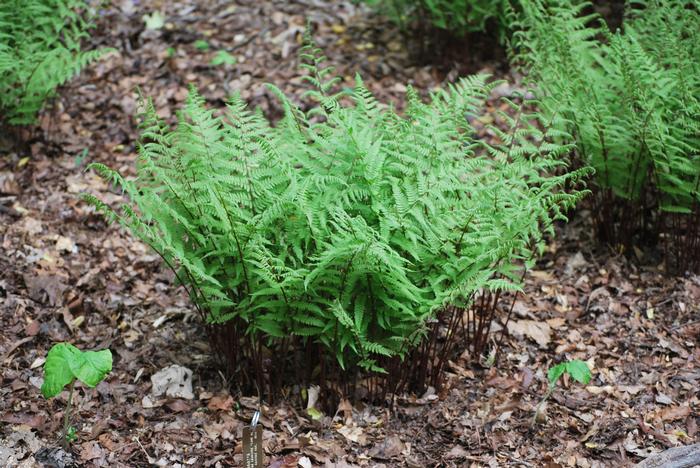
(1, 1, 698, 467)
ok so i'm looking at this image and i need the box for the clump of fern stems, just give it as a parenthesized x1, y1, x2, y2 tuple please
(0, 0, 110, 126)
(86, 37, 589, 404)
(510, 0, 700, 271)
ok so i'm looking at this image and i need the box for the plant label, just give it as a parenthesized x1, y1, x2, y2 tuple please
(242, 425, 263, 468)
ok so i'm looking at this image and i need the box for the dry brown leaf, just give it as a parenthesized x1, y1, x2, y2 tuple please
(530, 270, 554, 281)
(337, 425, 368, 446)
(368, 434, 404, 460)
(55, 236, 77, 253)
(79, 441, 105, 462)
(546, 317, 566, 329)
(659, 405, 691, 421)
(507, 320, 551, 348)
(207, 394, 234, 412)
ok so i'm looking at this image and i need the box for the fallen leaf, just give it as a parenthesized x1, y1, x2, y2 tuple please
(659, 405, 691, 422)
(208, 394, 234, 411)
(29, 356, 45, 369)
(0, 172, 19, 195)
(565, 252, 587, 275)
(55, 236, 77, 254)
(687, 414, 697, 437)
(268, 455, 300, 468)
(337, 398, 353, 423)
(23, 272, 68, 306)
(546, 317, 566, 329)
(655, 393, 673, 405)
(24, 320, 40, 336)
(1, 412, 46, 429)
(586, 385, 614, 395)
(530, 270, 554, 281)
(618, 385, 645, 395)
(79, 441, 105, 462)
(507, 320, 551, 348)
(623, 432, 659, 458)
(166, 399, 192, 413)
(368, 434, 404, 460)
(330, 24, 346, 34)
(20, 217, 43, 235)
(141, 395, 163, 409)
(445, 444, 469, 459)
(337, 425, 368, 445)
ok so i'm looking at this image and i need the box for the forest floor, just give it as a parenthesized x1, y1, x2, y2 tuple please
(0, 1, 698, 467)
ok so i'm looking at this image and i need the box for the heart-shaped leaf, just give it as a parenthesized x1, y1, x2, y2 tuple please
(564, 359, 591, 385)
(547, 362, 567, 387)
(68, 349, 112, 388)
(41, 343, 81, 398)
(41, 343, 112, 399)
(547, 359, 592, 388)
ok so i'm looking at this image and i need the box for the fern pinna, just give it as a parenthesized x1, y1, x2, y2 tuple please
(0, 0, 110, 125)
(511, 0, 700, 271)
(87, 38, 588, 403)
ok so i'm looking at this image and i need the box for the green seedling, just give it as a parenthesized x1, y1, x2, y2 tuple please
(211, 50, 236, 66)
(194, 39, 209, 51)
(74, 148, 89, 168)
(65, 425, 77, 445)
(533, 359, 591, 425)
(41, 343, 112, 449)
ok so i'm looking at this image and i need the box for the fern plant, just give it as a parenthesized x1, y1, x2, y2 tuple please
(86, 36, 588, 401)
(0, 0, 110, 125)
(510, 0, 700, 270)
(360, 0, 506, 35)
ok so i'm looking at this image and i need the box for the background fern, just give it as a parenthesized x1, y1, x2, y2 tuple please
(359, 0, 506, 35)
(510, 0, 700, 266)
(88, 39, 588, 391)
(0, 0, 111, 125)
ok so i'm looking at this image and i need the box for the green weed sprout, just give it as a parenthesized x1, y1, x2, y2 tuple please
(533, 359, 591, 425)
(211, 50, 236, 67)
(41, 343, 112, 449)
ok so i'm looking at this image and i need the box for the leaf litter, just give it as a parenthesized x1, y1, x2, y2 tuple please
(0, 0, 697, 466)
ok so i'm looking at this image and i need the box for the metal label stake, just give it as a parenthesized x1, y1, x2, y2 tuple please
(242, 410, 263, 468)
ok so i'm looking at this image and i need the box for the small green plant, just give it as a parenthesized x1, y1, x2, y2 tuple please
(211, 50, 236, 67)
(41, 343, 112, 449)
(360, 0, 506, 35)
(533, 359, 591, 424)
(0, 0, 112, 125)
(194, 39, 210, 51)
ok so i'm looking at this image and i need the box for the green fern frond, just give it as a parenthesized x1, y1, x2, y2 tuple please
(0, 0, 112, 125)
